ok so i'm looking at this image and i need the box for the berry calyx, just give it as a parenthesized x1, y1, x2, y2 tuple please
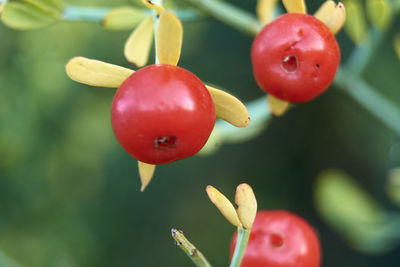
(230, 210, 321, 267)
(111, 64, 216, 165)
(251, 13, 340, 103)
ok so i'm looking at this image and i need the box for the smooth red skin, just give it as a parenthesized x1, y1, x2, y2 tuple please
(230, 210, 321, 267)
(111, 64, 216, 165)
(251, 13, 340, 103)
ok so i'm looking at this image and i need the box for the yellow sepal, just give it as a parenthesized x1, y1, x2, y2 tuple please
(206, 85, 250, 128)
(156, 11, 183, 66)
(138, 161, 156, 192)
(65, 57, 134, 88)
(267, 94, 290, 116)
(102, 6, 147, 30)
(282, 0, 307, 14)
(256, 0, 279, 25)
(206, 186, 242, 227)
(124, 16, 154, 67)
(314, 1, 346, 35)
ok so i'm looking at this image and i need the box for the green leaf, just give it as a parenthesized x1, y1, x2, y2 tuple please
(366, 0, 392, 30)
(314, 169, 382, 232)
(343, 0, 368, 43)
(1, 2, 59, 30)
(23, 0, 64, 15)
(102, 6, 146, 30)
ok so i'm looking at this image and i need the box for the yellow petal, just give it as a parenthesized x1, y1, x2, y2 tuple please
(102, 6, 147, 30)
(394, 34, 400, 61)
(366, 0, 392, 30)
(138, 161, 156, 192)
(206, 85, 250, 128)
(206, 185, 242, 227)
(343, 0, 368, 44)
(124, 16, 154, 67)
(235, 184, 257, 229)
(314, 1, 346, 35)
(65, 57, 134, 88)
(141, 0, 164, 15)
(256, 0, 279, 25)
(282, 0, 307, 14)
(156, 11, 183, 66)
(267, 94, 290, 116)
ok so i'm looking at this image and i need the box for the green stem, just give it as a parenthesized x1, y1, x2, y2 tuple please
(62, 5, 202, 23)
(171, 229, 212, 267)
(183, 0, 262, 36)
(153, 0, 163, 64)
(229, 227, 250, 267)
(63, 6, 109, 22)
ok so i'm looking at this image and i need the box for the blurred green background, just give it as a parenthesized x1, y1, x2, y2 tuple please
(1, 0, 400, 266)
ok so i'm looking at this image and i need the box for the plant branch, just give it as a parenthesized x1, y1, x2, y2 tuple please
(183, 0, 262, 36)
(62, 5, 202, 23)
(229, 227, 250, 267)
(171, 228, 212, 267)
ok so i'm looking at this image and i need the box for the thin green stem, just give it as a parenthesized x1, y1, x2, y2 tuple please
(62, 5, 202, 23)
(229, 227, 250, 267)
(152, 0, 163, 64)
(171, 229, 212, 267)
(63, 6, 109, 22)
(183, 0, 262, 36)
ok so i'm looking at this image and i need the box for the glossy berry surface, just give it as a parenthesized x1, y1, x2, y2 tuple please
(111, 64, 216, 165)
(230, 210, 321, 267)
(251, 13, 340, 103)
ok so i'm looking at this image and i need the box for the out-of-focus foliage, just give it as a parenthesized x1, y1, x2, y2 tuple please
(1, 0, 400, 266)
(387, 168, 400, 207)
(1, 0, 63, 29)
(314, 169, 400, 254)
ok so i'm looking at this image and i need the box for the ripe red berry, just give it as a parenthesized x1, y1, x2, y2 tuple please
(230, 210, 321, 267)
(251, 13, 340, 103)
(111, 64, 216, 165)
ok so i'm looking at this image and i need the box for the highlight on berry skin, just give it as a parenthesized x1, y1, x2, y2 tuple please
(65, 1, 250, 191)
(230, 210, 322, 267)
(253, 0, 346, 115)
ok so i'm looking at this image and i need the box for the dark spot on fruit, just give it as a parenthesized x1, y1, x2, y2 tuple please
(269, 233, 285, 248)
(281, 55, 298, 73)
(316, 64, 320, 69)
(154, 136, 177, 149)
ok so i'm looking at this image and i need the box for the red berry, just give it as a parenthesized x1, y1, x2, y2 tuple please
(111, 64, 216, 165)
(251, 13, 340, 103)
(230, 210, 321, 267)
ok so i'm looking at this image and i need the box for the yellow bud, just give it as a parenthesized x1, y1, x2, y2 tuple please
(206, 186, 242, 227)
(235, 184, 257, 229)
